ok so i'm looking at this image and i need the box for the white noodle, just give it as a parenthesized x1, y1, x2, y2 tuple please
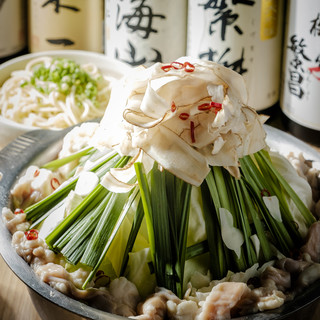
(0, 57, 112, 129)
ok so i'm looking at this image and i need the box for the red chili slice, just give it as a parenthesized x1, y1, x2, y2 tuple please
(171, 61, 184, 69)
(25, 229, 38, 240)
(171, 101, 177, 112)
(161, 65, 172, 72)
(260, 188, 271, 197)
(50, 178, 60, 190)
(214, 105, 222, 112)
(179, 113, 190, 120)
(161, 61, 195, 73)
(210, 101, 222, 109)
(34, 169, 40, 177)
(183, 62, 195, 72)
(14, 208, 25, 215)
(95, 270, 104, 277)
(198, 103, 211, 111)
(190, 121, 195, 143)
(94, 274, 110, 287)
(209, 102, 223, 114)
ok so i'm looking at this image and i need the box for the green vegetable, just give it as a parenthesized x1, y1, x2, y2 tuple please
(21, 58, 100, 107)
(134, 162, 192, 297)
(21, 148, 315, 297)
(25, 148, 119, 223)
(41, 146, 94, 171)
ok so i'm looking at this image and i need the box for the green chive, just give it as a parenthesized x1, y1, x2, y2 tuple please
(41, 146, 94, 171)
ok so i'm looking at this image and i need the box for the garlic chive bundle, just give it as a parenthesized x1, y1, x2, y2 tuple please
(21, 58, 315, 299)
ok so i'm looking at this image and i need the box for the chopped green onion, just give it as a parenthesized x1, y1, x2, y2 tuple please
(21, 58, 99, 107)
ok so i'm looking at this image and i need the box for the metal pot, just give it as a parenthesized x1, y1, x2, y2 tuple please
(0, 127, 319, 320)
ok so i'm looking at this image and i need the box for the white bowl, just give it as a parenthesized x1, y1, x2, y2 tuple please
(0, 50, 131, 149)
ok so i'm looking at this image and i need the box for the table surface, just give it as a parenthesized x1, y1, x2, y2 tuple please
(0, 109, 319, 320)
(0, 255, 41, 320)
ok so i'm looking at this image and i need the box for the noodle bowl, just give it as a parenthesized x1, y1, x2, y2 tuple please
(0, 50, 131, 147)
(1, 57, 112, 128)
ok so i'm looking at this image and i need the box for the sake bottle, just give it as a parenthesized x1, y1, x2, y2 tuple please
(105, 0, 187, 66)
(0, 0, 27, 64)
(187, 0, 284, 112)
(280, 0, 320, 146)
(28, 0, 103, 53)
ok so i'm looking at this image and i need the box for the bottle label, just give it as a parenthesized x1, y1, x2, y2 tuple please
(29, 0, 103, 53)
(105, 0, 187, 66)
(281, 1, 320, 131)
(187, 0, 283, 111)
(260, 0, 279, 40)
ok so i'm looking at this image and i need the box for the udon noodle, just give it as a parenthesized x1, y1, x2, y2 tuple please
(0, 57, 112, 129)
